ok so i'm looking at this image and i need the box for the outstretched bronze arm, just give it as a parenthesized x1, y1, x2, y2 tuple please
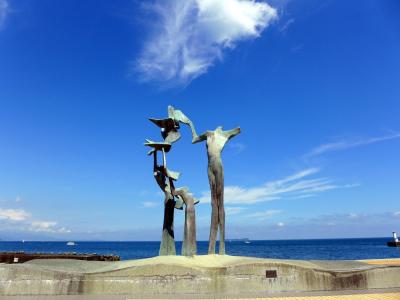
(223, 127, 241, 140)
(192, 131, 208, 144)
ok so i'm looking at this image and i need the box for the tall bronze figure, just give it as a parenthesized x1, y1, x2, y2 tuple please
(193, 126, 241, 255)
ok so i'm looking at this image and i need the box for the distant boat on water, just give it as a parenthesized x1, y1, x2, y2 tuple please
(227, 238, 251, 243)
(66, 241, 76, 246)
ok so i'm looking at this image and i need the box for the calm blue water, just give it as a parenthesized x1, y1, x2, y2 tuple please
(1, 238, 399, 260)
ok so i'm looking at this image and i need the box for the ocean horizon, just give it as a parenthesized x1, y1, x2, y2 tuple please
(1, 237, 399, 261)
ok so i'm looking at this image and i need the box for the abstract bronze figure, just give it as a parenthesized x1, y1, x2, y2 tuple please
(192, 126, 241, 255)
(146, 143, 180, 255)
(149, 106, 195, 144)
(173, 187, 199, 256)
(149, 118, 180, 144)
(145, 106, 199, 256)
(167, 106, 197, 139)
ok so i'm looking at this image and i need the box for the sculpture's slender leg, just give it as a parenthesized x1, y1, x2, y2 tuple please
(184, 197, 196, 256)
(182, 209, 188, 256)
(218, 167, 225, 255)
(208, 169, 218, 254)
(182, 205, 195, 256)
(174, 188, 197, 256)
(159, 198, 176, 256)
(218, 207, 225, 255)
(208, 203, 218, 254)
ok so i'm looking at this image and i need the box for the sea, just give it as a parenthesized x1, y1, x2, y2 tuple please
(1, 238, 399, 261)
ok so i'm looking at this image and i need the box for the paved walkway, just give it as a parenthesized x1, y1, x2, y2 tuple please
(139, 293, 400, 299)
(220, 292, 400, 299)
(361, 259, 400, 266)
(2, 292, 400, 299)
(127, 293, 400, 299)
(127, 291, 400, 299)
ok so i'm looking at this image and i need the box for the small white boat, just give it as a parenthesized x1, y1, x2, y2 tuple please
(66, 241, 76, 246)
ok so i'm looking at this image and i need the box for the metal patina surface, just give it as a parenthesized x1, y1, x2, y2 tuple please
(174, 187, 198, 256)
(145, 106, 200, 256)
(192, 126, 241, 255)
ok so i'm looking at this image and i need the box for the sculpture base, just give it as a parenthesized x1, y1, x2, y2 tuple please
(1, 255, 400, 296)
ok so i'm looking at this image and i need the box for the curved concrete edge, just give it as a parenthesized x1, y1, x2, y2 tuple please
(1, 256, 400, 296)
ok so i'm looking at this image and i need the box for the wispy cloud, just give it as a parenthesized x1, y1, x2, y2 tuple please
(136, 0, 277, 85)
(30, 221, 61, 233)
(28, 221, 71, 233)
(304, 133, 400, 158)
(199, 168, 357, 204)
(0, 0, 9, 30)
(0, 207, 71, 233)
(226, 206, 247, 216)
(245, 209, 281, 220)
(215, 211, 400, 240)
(0, 208, 30, 221)
(306, 212, 400, 227)
(278, 18, 294, 32)
(142, 201, 158, 208)
(229, 142, 246, 154)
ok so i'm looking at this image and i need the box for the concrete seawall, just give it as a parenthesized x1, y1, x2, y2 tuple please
(0, 255, 399, 296)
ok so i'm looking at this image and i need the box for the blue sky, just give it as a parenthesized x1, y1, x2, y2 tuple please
(0, 0, 399, 241)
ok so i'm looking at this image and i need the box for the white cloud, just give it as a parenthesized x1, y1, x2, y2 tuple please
(58, 227, 72, 234)
(304, 133, 400, 158)
(0, 206, 71, 234)
(137, 0, 277, 85)
(292, 194, 315, 199)
(394, 211, 400, 218)
(229, 142, 246, 154)
(0, 208, 30, 221)
(245, 209, 281, 220)
(221, 211, 400, 240)
(199, 168, 355, 204)
(30, 221, 57, 232)
(278, 18, 294, 32)
(142, 201, 158, 208)
(348, 213, 359, 219)
(28, 221, 71, 233)
(0, 0, 9, 29)
(225, 206, 247, 215)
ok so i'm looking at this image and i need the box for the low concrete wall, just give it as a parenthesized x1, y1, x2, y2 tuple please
(1, 256, 399, 296)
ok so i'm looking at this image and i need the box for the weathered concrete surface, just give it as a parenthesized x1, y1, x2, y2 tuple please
(0, 252, 119, 263)
(0, 255, 399, 296)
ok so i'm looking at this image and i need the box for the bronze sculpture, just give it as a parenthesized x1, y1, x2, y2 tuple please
(145, 106, 198, 256)
(192, 127, 241, 255)
(145, 106, 240, 256)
